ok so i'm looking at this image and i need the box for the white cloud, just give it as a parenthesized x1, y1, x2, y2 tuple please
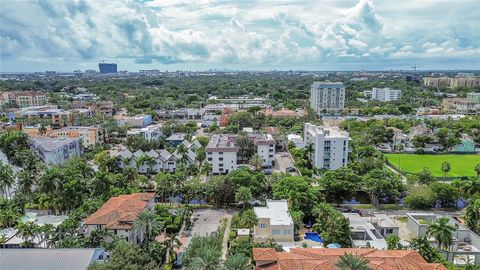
(0, 0, 479, 71)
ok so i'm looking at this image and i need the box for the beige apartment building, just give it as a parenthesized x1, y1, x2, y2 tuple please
(0, 91, 47, 108)
(253, 200, 294, 243)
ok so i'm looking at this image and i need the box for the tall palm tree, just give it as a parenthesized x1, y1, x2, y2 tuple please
(201, 161, 211, 177)
(336, 253, 372, 270)
(0, 161, 15, 199)
(15, 221, 40, 248)
(164, 233, 182, 263)
(176, 144, 189, 162)
(133, 211, 162, 244)
(250, 154, 263, 171)
(222, 254, 249, 270)
(16, 169, 36, 194)
(186, 247, 221, 270)
(236, 134, 253, 162)
(465, 199, 480, 234)
(426, 216, 458, 250)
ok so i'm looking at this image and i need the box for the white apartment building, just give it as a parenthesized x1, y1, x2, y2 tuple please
(30, 137, 83, 165)
(253, 200, 294, 243)
(252, 134, 276, 167)
(371, 88, 402, 102)
(304, 123, 349, 170)
(310, 81, 345, 115)
(206, 134, 238, 174)
(206, 134, 276, 174)
(287, 134, 305, 148)
(126, 123, 162, 141)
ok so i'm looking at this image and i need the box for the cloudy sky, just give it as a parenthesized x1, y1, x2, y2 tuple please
(1, 0, 479, 72)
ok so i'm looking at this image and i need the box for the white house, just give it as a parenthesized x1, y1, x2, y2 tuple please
(287, 134, 305, 148)
(126, 123, 162, 141)
(253, 200, 294, 243)
(251, 134, 276, 168)
(304, 123, 349, 170)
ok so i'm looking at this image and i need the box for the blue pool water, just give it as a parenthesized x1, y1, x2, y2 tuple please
(304, 232, 323, 243)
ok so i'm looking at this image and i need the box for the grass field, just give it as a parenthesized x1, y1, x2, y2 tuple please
(385, 153, 480, 177)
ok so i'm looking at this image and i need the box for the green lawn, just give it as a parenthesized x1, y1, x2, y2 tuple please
(385, 154, 480, 177)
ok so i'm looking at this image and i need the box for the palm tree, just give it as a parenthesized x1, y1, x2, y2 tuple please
(133, 211, 162, 244)
(235, 187, 252, 209)
(464, 199, 480, 234)
(201, 161, 211, 177)
(16, 169, 36, 194)
(176, 144, 189, 162)
(164, 233, 182, 263)
(15, 221, 40, 247)
(426, 216, 458, 250)
(222, 254, 249, 270)
(236, 134, 253, 162)
(250, 154, 263, 171)
(0, 161, 15, 199)
(475, 163, 480, 178)
(336, 253, 372, 270)
(304, 143, 314, 165)
(186, 247, 221, 270)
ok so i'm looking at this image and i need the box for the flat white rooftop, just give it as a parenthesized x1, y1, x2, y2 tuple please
(254, 200, 293, 226)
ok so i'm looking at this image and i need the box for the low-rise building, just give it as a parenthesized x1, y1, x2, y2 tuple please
(115, 114, 152, 128)
(286, 134, 304, 148)
(253, 200, 294, 243)
(97, 101, 114, 117)
(260, 107, 306, 118)
(166, 133, 186, 147)
(345, 213, 399, 250)
(127, 123, 162, 141)
(0, 248, 106, 270)
(22, 125, 105, 147)
(0, 91, 47, 108)
(407, 213, 480, 265)
(83, 193, 155, 245)
(30, 137, 83, 165)
(264, 126, 285, 151)
(442, 98, 480, 115)
(370, 87, 402, 102)
(206, 134, 238, 174)
(206, 133, 276, 174)
(110, 148, 177, 173)
(304, 123, 349, 170)
(12, 105, 95, 128)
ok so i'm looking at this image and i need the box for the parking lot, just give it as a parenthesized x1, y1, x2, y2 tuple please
(273, 151, 297, 174)
(183, 208, 233, 247)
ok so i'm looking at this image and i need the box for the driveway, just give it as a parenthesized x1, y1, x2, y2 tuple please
(273, 151, 296, 174)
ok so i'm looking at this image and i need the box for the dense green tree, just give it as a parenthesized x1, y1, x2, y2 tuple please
(133, 211, 162, 244)
(408, 236, 445, 263)
(88, 240, 158, 270)
(320, 167, 361, 204)
(235, 187, 253, 209)
(386, 234, 403, 250)
(465, 198, 480, 234)
(440, 161, 451, 180)
(272, 176, 321, 219)
(0, 161, 15, 199)
(312, 203, 351, 247)
(222, 254, 250, 270)
(403, 186, 435, 209)
(362, 168, 404, 207)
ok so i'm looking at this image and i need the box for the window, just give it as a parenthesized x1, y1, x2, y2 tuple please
(207, 152, 212, 155)
(272, 229, 281, 235)
(219, 164, 224, 167)
(219, 152, 223, 155)
(283, 229, 291, 235)
(207, 158, 212, 161)
(259, 223, 266, 228)
(219, 157, 223, 161)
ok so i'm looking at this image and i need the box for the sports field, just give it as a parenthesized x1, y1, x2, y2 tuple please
(385, 154, 480, 177)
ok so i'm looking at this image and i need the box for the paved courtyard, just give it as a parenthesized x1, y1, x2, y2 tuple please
(183, 208, 234, 248)
(273, 151, 296, 173)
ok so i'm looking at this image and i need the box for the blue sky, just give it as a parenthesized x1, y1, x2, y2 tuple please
(0, 0, 479, 72)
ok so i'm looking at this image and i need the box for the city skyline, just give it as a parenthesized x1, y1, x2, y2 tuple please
(1, 0, 479, 72)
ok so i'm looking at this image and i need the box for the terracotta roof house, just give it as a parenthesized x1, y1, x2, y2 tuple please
(253, 248, 447, 270)
(83, 193, 155, 245)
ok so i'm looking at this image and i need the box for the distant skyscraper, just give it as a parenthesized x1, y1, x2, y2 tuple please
(98, 63, 117, 74)
(310, 81, 345, 115)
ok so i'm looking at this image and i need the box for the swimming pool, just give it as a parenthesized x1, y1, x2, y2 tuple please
(304, 232, 323, 243)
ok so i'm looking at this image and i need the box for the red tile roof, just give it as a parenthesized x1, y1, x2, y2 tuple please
(253, 248, 447, 270)
(84, 193, 154, 230)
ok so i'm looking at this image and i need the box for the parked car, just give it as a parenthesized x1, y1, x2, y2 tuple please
(173, 252, 184, 269)
(285, 167, 297, 173)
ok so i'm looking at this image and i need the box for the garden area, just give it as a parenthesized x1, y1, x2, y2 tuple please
(385, 153, 480, 177)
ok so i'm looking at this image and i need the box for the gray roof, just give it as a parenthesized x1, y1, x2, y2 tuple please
(31, 137, 81, 152)
(0, 248, 105, 270)
(166, 133, 186, 141)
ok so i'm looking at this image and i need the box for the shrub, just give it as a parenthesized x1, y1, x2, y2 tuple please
(404, 186, 435, 209)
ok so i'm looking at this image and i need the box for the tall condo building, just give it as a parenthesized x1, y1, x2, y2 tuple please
(304, 123, 349, 170)
(310, 81, 345, 115)
(371, 87, 402, 102)
(98, 63, 118, 74)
